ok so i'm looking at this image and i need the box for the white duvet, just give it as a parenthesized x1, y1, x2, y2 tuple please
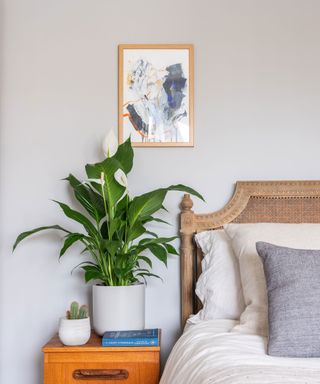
(160, 320, 320, 384)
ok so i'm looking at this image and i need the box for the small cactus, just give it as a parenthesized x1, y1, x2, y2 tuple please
(79, 305, 89, 319)
(70, 301, 79, 319)
(66, 301, 89, 319)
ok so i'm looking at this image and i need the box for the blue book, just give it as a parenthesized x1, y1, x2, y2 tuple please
(102, 328, 160, 347)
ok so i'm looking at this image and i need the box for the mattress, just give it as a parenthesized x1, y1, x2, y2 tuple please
(160, 320, 320, 384)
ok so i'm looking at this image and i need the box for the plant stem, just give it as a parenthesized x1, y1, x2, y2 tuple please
(100, 174, 111, 239)
(99, 172, 114, 285)
(123, 195, 129, 254)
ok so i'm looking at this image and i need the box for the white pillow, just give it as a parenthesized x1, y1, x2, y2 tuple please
(225, 223, 320, 336)
(189, 229, 245, 323)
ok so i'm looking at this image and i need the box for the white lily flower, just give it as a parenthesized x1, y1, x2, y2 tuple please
(114, 169, 128, 193)
(82, 176, 105, 189)
(102, 130, 118, 157)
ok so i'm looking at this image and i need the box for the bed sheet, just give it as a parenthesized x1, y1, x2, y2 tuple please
(160, 320, 320, 384)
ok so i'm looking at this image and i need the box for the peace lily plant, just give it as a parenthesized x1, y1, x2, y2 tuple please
(13, 135, 203, 287)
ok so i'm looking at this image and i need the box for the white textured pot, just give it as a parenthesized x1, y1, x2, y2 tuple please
(93, 283, 145, 335)
(58, 317, 91, 346)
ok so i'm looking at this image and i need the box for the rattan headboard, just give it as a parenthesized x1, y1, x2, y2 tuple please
(180, 180, 320, 327)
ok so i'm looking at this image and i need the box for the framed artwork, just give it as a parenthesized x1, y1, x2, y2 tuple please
(118, 44, 194, 147)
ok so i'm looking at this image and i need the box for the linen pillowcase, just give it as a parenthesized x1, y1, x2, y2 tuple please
(189, 229, 244, 323)
(224, 223, 320, 336)
(257, 241, 320, 357)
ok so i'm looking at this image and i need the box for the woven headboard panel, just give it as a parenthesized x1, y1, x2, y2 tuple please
(180, 181, 320, 327)
(233, 196, 320, 223)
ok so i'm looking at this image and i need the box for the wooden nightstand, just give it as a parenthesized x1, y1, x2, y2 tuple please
(42, 331, 160, 384)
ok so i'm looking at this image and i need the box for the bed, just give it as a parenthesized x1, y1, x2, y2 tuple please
(160, 181, 320, 384)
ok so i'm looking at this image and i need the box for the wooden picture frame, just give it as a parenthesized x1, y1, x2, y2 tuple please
(118, 44, 194, 147)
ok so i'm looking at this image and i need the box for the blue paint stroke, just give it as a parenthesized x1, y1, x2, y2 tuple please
(163, 64, 187, 110)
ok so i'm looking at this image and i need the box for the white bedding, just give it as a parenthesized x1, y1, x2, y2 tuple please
(160, 320, 320, 384)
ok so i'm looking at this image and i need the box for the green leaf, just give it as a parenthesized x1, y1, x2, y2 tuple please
(148, 243, 168, 266)
(13, 225, 70, 252)
(53, 200, 99, 238)
(60, 233, 86, 258)
(113, 137, 134, 174)
(138, 255, 153, 268)
(65, 174, 105, 223)
(102, 240, 121, 257)
(135, 271, 162, 281)
(129, 184, 203, 227)
(85, 157, 125, 216)
(139, 236, 177, 246)
(145, 230, 158, 238)
(100, 220, 109, 239)
(161, 205, 168, 212)
(71, 261, 96, 274)
(127, 222, 146, 242)
(166, 184, 205, 201)
(164, 243, 179, 255)
(109, 217, 124, 239)
(152, 236, 177, 244)
(81, 265, 105, 283)
(128, 189, 167, 226)
(142, 216, 171, 226)
(115, 194, 129, 217)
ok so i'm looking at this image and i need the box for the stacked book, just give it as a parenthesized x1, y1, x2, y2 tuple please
(102, 328, 160, 347)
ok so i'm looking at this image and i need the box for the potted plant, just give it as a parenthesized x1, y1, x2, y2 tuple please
(59, 301, 90, 346)
(13, 137, 203, 334)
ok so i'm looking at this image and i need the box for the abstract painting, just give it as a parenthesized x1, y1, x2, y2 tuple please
(118, 45, 194, 147)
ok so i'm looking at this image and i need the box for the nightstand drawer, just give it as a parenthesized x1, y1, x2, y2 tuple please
(43, 333, 160, 384)
(44, 361, 158, 383)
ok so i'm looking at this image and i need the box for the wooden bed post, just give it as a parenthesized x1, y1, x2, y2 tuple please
(180, 194, 195, 329)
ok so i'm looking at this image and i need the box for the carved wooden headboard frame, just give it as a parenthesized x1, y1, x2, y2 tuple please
(180, 180, 320, 327)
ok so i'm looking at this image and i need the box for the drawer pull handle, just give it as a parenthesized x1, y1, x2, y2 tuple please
(73, 369, 129, 380)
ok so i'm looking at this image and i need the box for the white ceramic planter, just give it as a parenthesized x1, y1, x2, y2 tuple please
(58, 317, 91, 346)
(93, 283, 145, 335)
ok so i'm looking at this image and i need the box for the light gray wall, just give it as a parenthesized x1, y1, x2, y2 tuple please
(2, 0, 320, 382)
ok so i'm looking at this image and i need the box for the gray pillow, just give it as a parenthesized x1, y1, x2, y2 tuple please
(256, 241, 320, 358)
